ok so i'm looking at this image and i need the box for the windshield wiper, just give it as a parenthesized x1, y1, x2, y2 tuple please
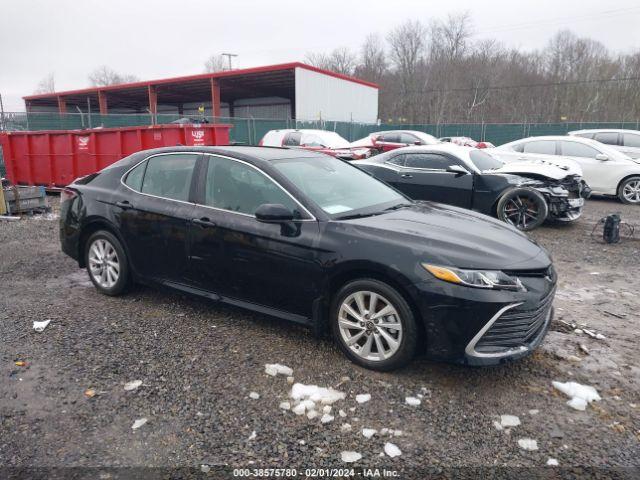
(384, 203, 413, 211)
(336, 212, 379, 220)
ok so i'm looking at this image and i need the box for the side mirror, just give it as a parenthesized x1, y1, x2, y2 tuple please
(255, 203, 295, 223)
(446, 165, 469, 175)
(414, 141, 422, 145)
(595, 153, 609, 161)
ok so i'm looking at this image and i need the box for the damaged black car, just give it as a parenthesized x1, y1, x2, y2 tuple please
(353, 144, 592, 231)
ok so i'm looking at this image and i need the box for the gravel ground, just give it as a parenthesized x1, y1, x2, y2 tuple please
(1, 195, 639, 478)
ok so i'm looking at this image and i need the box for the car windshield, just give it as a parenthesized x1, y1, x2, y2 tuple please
(470, 150, 504, 171)
(271, 156, 407, 218)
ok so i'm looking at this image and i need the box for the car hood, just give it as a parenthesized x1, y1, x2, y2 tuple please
(341, 202, 550, 270)
(486, 161, 581, 180)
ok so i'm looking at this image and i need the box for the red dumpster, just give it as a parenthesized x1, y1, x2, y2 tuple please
(0, 123, 232, 187)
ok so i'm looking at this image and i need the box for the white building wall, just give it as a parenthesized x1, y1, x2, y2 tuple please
(295, 67, 378, 123)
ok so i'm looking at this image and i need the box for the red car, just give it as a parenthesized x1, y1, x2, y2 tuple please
(259, 129, 372, 160)
(439, 136, 495, 149)
(351, 130, 439, 154)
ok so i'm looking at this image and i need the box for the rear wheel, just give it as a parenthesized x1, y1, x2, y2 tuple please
(618, 176, 640, 204)
(85, 230, 130, 296)
(331, 279, 418, 371)
(497, 188, 548, 231)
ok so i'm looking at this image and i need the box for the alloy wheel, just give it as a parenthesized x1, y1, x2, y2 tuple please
(338, 291, 403, 361)
(622, 180, 640, 203)
(88, 238, 120, 289)
(502, 196, 540, 229)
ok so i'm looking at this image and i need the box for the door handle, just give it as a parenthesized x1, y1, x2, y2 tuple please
(115, 200, 132, 210)
(192, 217, 217, 228)
(400, 173, 413, 178)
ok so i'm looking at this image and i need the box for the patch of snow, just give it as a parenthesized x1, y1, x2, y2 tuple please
(547, 458, 559, 466)
(291, 383, 345, 405)
(339, 409, 347, 418)
(552, 381, 601, 410)
(355, 393, 371, 404)
(500, 415, 521, 428)
(380, 428, 389, 435)
(323, 406, 332, 414)
(131, 418, 148, 430)
(249, 392, 260, 400)
(405, 396, 421, 406)
(248, 430, 256, 441)
(528, 409, 539, 415)
(393, 430, 403, 436)
(320, 413, 334, 424)
(33, 320, 51, 333)
(265, 363, 293, 377)
(298, 440, 305, 445)
(287, 376, 294, 384)
(341, 451, 362, 463)
(340, 423, 352, 433)
(493, 421, 503, 431)
(518, 438, 538, 451)
(279, 401, 291, 410)
(384, 442, 402, 458)
(307, 410, 318, 420)
(292, 403, 306, 416)
(362, 428, 377, 439)
(124, 380, 142, 391)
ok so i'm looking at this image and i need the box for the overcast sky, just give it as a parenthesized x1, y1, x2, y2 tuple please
(1, 0, 640, 111)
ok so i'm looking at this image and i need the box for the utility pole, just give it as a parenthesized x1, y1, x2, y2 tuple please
(221, 53, 238, 70)
(0, 93, 5, 131)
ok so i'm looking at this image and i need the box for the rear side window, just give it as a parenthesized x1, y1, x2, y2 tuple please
(594, 132, 619, 145)
(140, 154, 198, 201)
(560, 141, 600, 159)
(523, 141, 556, 155)
(624, 133, 640, 148)
(399, 133, 418, 144)
(124, 161, 146, 191)
(204, 156, 300, 216)
(382, 132, 400, 143)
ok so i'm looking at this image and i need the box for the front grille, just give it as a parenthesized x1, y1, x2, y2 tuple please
(475, 291, 554, 353)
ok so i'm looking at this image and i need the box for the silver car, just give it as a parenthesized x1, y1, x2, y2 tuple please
(569, 129, 640, 160)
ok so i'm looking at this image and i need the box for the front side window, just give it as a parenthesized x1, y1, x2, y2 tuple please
(523, 140, 556, 155)
(594, 132, 619, 145)
(624, 133, 640, 148)
(137, 154, 198, 201)
(204, 156, 301, 217)
(284, 132, 302, 146)
(272, 156, 405, 217)
(386, 154, 406, 166)
(382, 132, 400, 143)
(404, 153, 452, 170)
(560, 141, 600, 159)
(469, 150, 503, 171)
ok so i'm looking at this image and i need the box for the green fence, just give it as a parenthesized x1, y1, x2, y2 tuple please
(2, 111, 640, 178)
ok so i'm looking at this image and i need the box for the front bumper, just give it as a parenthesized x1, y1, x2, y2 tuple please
(408, 268, 556, 366)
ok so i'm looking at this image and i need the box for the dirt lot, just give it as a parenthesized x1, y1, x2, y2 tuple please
(1, 195, 639, 478)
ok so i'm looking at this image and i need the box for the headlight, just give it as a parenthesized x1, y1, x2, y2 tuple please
(421, 264, 525, 291)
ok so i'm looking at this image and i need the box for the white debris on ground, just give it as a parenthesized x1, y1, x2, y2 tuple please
(322, 406, 332, 414)
(547, 458, 559, 466)
(500, 415, 521, 428)
(582, 329, 606, 340)
(552, 381, 601, 411)
(306, 410, 319, 420)
(529, 409, 539, 415)
(249, 392, 260, 400)
(33, 320, 51, 333)
(338, 409, 347, 417)
(355, 393, 371, 404)
(405, 396, 421, 406)
(493, 421, 503, 431)
(341, 451, 362, 463)
(518, 438, 538, 451)
(320, 413, 334, 424)
(247, 430, 256, 441)
(264, 363, 293, 377)
(362, 428, 377, 439)
(384, 442, 402, 458)
(131, 418, 148, 430)
(291, 383, 345, 404)
(279, 401, 290, 410)
(124, 380, 142, 391)
(340, 423, 352, 433)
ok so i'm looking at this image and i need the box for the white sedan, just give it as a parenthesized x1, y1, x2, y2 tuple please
(492, 136, 640, 204)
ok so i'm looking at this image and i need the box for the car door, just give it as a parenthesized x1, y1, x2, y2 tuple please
(395, 152, 473, 207)
(187, 154, 322, 318)
(375, 132, 404, 152)
(118, 152, 199, 281)
(558, 140, 613, 193)
(622, 133, 640, 159)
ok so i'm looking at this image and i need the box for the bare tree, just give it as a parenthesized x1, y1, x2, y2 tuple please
(34, 73, 56, 94)
(306, 47, 357, 75)
(204, 54, 228, 73)
(356, 33, 387, 82)
(89, 66, 138, 87)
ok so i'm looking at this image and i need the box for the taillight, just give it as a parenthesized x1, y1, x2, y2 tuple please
(477, 142, 487, 149)
(60, 188, 78, 204)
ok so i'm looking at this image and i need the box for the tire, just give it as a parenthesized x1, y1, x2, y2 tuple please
(496, 188, 548, 231)
(84, 230, 130, 296)
(331, 279, 418, 371)
(617, 176, 640, 204)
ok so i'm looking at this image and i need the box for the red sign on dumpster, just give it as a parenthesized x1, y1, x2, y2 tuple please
(77, 136, 90, 151)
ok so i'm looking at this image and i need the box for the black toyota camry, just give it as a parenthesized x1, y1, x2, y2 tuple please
(60, 146, 556, 371)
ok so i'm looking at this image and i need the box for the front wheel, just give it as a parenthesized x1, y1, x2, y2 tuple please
(85, 230, 130, 296)
(618, 176, 640, 204)
(331, 279, 418, 371)
(496, 188, 548, 231)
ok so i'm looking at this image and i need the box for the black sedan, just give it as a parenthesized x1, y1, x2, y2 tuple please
(354, 144, 590, 230)
(60, 146, 556, 370)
